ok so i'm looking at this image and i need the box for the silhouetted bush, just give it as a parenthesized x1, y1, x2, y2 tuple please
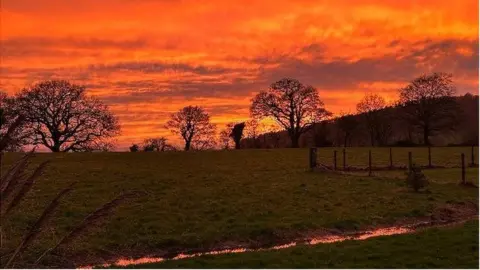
(129, 144, 139, 152)
(405, 164, 429, 192)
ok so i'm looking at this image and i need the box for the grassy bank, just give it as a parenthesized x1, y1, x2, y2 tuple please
(1, 148, 478, 266)
(129, 220, 479, 269)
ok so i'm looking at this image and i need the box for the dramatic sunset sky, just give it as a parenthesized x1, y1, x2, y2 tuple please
(1, 0, 478, 148)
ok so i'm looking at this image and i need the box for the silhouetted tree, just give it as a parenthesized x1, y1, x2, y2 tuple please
(336, 113, 358, 147)
(245, 119, 261, 148)
(398, 73, 458, 145)
(0, 92, 29, 151)
(230, 122, 245, 149)
(356, 93, 387, 146)
(251, 78, 331, 148)
(143, 137, 169, 151)
(129, 144, 140, 152)
(12, 80, 120, 152)
(165, 105, 216, 151)
(219, 123, 234, 149)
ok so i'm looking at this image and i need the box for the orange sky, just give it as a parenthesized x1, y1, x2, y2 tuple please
(1, 0, 479, 149)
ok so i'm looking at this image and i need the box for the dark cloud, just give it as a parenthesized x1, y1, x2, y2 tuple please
(2, 38, 477, 106)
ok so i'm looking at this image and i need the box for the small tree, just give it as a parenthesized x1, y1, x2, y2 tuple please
(165, 106, 216, 151)
(245, 119, 261, 148)
(230, 122, 245, 149)
(398, 73, 458, 145)
(13, 80, 120, 152)
(356, 93, 387, 146)
(219, 123, 234, 149)
(251, 78, 331, 148)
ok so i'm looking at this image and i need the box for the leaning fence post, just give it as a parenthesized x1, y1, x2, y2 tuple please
(461, 153, 466, 184)
(428, 147, 432, 168)
(333, 150, 337, 170)
(309, 148, 317, 171)
(408, 151, 413, 172)
(343, 148, 346, 170)
(471, 146, 475, 167)
(368, 150, 372, 176)
(389, 148, 393, 169)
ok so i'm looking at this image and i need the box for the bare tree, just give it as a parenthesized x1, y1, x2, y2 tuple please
(398, 73, 458, 145)
(336, 113, 358, 147)
(356, 93, 387, 146)
(245, 119, 261, 148)
(219, 123, 234, 150)
(230, 122, 245, 149)
(12, 80, 120, 152)
(1, 92, 29, 151)
(165, 105, 216, 151)
(251, 78, 331, 148)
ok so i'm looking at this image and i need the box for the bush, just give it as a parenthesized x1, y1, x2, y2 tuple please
(405, 164, 429, 192)
(129, 144, 139, 152)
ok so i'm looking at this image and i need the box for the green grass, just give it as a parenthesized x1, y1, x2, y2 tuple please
(130, 221, 479, 269)
(1, 148, 478, 266)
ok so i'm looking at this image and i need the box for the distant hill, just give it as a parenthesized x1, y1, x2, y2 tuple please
(241, 94, 479, 148)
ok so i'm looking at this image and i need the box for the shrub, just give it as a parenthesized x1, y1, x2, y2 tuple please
(405, 164, 429, 192)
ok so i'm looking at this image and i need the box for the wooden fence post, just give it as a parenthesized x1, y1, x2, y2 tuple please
(428, 147, 432, 168)
(471, 146, 475, 167)
(343, 148, 346, 170)
(461, 153, 466, 185)
(408, 151, 413, 172)
(309, 148, 317, 171)
(333, 150, 337, 170)
(389, 148, 393, 169)
(368, 150, 372, 176)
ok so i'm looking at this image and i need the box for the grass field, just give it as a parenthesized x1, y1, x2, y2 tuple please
(124, 221, 479, 269)
(1, 147, 478, 267)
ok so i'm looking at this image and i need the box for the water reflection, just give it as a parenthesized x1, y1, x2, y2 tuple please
(79, 225, 419, 268)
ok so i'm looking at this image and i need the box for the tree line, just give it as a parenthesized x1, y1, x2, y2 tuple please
(1, 73, 475, 152)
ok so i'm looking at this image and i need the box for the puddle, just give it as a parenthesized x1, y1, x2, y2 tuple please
(79, 224, 425, 268)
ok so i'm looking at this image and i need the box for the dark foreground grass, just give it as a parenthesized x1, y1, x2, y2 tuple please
(128, 220, 480, 269)
(1, 148, 478, 266)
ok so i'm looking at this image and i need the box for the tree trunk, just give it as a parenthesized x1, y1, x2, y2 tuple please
(234, 141, 240, 149)
(51, 143, 61, 152)
(290, 133, 300, 148)
(423, 127, 430, 146)
(184, 140, 191, 151)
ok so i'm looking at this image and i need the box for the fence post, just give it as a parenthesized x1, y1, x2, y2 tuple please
(428, 147, 432, 168)
(368, 150, 372, 176)
(309, 148, 317, 171)
(389, 148, 393, 169)
(333, 150, 337, 170)
(408, 151, 413, 172)
(461, 153, 466, 185)
(343, 148, 346, 170)
(471, 146, 475, 167)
